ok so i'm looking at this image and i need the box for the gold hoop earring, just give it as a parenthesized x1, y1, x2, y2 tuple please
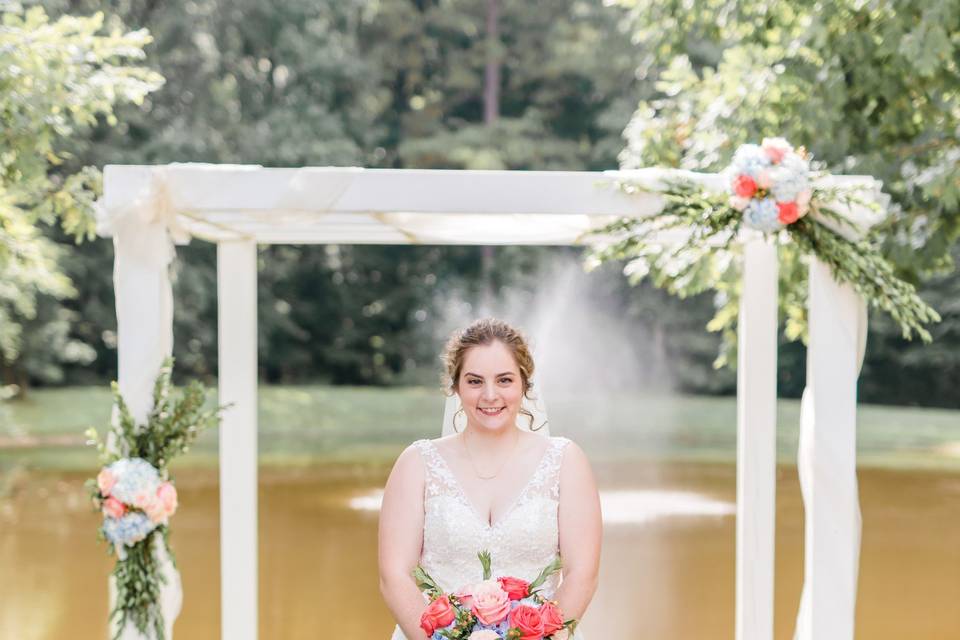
(453, 405, 465, 433)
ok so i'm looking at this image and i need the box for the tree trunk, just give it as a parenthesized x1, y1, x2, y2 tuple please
(483, 0, 500, 125)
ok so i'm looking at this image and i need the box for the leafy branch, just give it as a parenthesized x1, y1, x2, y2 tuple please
(87, 356, 229, 640)
(584, 178, 940, 367)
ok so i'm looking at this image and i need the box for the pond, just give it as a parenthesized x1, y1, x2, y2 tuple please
(1, 461, 958, 639)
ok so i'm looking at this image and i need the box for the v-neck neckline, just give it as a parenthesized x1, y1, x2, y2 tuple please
(427, 437, 554, 531)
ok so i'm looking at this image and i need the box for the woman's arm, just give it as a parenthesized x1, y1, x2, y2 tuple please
(378, 444, 429, 639)
(554, 441, 602, 623)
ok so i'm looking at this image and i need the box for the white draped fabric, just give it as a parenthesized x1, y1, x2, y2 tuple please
(793, 258, 868, 640)
(95, 163, 888, 640)
(97, 170, 186, 639)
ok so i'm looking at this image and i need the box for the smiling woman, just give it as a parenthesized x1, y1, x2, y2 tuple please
(378, 318, 602, 640)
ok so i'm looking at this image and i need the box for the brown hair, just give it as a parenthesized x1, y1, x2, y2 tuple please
(440, 318, 542, 431)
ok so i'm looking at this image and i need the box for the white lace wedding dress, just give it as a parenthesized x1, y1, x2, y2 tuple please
(390, 435, 586, 639)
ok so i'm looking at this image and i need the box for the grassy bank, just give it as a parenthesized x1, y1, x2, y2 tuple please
(1, 385, 959, 473)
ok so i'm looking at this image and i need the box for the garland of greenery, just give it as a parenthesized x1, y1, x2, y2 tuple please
(86, 356, 228, 640)
(584, 176, 940, 366)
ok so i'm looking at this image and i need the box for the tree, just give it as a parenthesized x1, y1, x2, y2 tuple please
(605, 0, 960, 371)
(0, 5, 163, 393)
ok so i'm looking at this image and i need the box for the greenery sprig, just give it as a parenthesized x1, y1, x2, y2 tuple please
(584, 178, 940, 367)
(86, 356, 229, 640)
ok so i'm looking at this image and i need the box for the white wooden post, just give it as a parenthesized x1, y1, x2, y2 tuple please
(218, 240, 259, 640)
(100, 165, 184, 640)
(793, 258, 866, 640)
(736, 235, 779, 640)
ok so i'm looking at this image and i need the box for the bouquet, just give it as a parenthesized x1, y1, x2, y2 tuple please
(727, 137, 812, 232)
(94, 457, 178, 554)
(85, 356, 228, 640)
(414, 551, 578, 640)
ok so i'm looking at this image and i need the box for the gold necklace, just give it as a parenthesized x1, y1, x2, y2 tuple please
(462, 428, 521, 480)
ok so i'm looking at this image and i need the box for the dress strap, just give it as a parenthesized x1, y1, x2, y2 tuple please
(523, 436, 571, 501)
(412, 438, 461, 500)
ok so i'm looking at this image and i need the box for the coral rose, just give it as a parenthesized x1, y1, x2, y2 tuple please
(97, 468, 116, 496)
(470, 579, 510, 625)
(539, 602, 565, 636)
(420, 595, 456, 637)
(733, 174, 758, 198)
(497, 576, 530, 601)
(508, 604, 545, 640)
(102, 496, 126, 519)
(777, 201, 800, 224)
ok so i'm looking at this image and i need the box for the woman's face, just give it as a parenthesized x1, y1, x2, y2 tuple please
(457, 340, 524, 433)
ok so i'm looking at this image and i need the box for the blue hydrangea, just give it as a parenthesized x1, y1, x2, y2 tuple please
(107, 457, 160, 505)
(471, 618, 509, 637)
(730, 144, 770, 178)
(103, 512, 157, 547)
(743, 197, 782, 233)
(770, 154, 810, 201)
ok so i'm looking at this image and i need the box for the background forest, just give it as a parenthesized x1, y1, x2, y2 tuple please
(4, 0, 959, 407)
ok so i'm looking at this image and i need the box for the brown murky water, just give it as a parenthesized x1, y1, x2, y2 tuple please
(1, 462, 958, 639)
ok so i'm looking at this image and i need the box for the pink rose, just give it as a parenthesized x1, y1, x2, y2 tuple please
(539, 602, 565, 636)
(420, 595, 456, 637)
(468, 632, 500, 640)
(97, 468, 116, 496)
(143, 497, 168, 525)
(732, 174, 757, 198)
(470, 579, 510, 625)
(761, 137, 792, 164)
(497, 576, 530, 601)
(157, 482, 178, 517)
(453, 585, 474, 610)
(777, 201, 800, 225)
(508, 604, 545, 640)
(102, 496, 126, 519)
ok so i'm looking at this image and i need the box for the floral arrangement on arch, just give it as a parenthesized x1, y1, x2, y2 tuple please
(585, 137, 939, 364)
(86, 356, 229, 640)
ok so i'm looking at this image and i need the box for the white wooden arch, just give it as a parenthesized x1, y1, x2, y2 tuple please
(97, 163, 883, 640)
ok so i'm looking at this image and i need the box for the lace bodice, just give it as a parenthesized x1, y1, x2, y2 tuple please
(391, 435, 584, 639)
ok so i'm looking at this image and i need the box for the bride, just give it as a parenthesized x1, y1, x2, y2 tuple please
(379, 318, 602, 639)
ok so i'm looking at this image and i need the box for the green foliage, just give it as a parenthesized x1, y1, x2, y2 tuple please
(587, 178, 940, 367)
(478, 549, 492, 580)
(0, 4, 162, 383)
(527, 554, 563, 596)
(607, 0, 959, 365)
(86, 356, 228, 640)
(109, 532, 167, 640)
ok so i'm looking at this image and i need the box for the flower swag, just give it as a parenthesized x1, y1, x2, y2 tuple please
(86, 356, 229, 640)
(585, 138, 940, 367)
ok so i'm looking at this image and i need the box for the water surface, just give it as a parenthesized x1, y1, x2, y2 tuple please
(1, 462, 958, 638)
